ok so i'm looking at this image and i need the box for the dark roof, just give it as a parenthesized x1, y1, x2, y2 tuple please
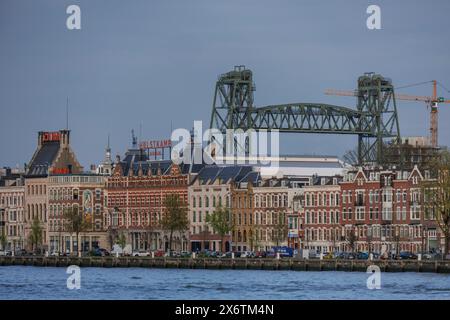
(27, 142, 60, 176)
(194, 165, 255, 185)
(310, 175, 343, 186)
(237, 171, 261, 184)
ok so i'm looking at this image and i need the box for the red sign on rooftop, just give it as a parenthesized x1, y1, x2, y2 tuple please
(139, 139, 172, 150)
(42, 132, 61, 143)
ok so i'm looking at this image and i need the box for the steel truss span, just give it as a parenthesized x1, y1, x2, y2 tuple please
(210, 66, 400, 165)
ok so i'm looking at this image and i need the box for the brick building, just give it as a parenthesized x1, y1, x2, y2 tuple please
(231, 175, 307, 252)
(303, 176, 342, 253)
(105, 144, 203, 252)
(302, 166, 443, 256)
(24, 130, 83, 252)
(47, 174, 108, 254)
(340, 166, 441, 255)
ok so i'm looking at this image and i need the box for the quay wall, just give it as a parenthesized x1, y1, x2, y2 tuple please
(0, 256, 450, 273)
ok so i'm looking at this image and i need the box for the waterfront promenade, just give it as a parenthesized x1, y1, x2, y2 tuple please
(1, 256, 450, 273)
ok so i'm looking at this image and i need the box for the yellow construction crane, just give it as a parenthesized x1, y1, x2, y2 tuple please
(325, 80, 450, 147)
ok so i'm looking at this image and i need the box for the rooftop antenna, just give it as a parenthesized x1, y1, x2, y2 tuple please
(66, 97, 69, 130)
(131, 129, 137, 148)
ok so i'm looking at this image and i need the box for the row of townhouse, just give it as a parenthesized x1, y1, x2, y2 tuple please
(302, 167, 443, 255)
(0, 168, 25, 251)
(1, 129, 445, 256)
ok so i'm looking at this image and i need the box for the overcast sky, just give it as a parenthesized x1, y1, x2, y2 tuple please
(1, 0, 449, 168)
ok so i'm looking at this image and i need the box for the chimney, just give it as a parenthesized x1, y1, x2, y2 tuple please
(60, 130, 70, 147)
(38, 131, 44, 147)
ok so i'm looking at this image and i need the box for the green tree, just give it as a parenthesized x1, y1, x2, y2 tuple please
(63, 207, 90, 256)
(0, 232, 7, 251)
(116, 232, 127, 255)
(206, 205, 234, 252)
(422, 150, 450, 257)
(273, 212, 287, 247)
(29, 217, 43, 253)
(161, 194, 188, 254)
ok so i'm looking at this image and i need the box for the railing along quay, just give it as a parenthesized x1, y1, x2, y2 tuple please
(0, 256, 450, 273)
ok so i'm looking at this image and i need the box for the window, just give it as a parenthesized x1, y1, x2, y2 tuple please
(410, 206, 420, 220)
(382, 207, 392, 220)
(95, 189, 101, 200)
(95, 205, 101, 216)
(356, 207, 365, 220)
(73, 189, 79, 200)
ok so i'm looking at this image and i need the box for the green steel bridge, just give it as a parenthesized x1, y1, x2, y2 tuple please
(210, 66, 400, 165)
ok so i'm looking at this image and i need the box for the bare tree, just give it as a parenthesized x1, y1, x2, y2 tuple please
(346, 228, 358, 253)
(63, 207, 90, 256)
(422, 150, 450, 257)
(160, 194, 189, 254)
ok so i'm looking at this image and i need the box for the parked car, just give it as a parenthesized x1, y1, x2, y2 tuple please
(323, 252, 334, 259)
(220, 252, 232, 258)
(241, 251, 254, 258)
(423, 252, 441, 260)
(371, 252, 381, 260)
(98, 248, 110, 256)
(336, 252, 356, 260)
(133, 250, 150, 257)
(180, 251, 191, 258)
(206, 251, 221, 258)
(308, 251, 321, 259)
(398, 251, 417, 260)
(88, 248, 108, 257)
(169, 251, 181, 257)
(357, 252, 369, 260)
(255, 251, 267, 258)
(15, 249, 28, 256)
(154, 250, 165, 257)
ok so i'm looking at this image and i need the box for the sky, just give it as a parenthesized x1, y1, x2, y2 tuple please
(1, 0, 450, 168)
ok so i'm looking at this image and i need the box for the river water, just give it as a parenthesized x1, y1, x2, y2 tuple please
(0, 266, 449, 300)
